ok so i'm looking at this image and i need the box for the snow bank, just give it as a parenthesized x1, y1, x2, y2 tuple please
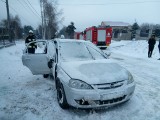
(109, 40, 160, 59)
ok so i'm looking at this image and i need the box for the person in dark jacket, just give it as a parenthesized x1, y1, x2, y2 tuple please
(148, 35, 156, 58)
(158, 37, 160, 60)
(25, 30, 37, 53)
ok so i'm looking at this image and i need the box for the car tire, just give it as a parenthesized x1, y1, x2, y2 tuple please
(57, 80, 69, 109)
(43, 74, 49, 78)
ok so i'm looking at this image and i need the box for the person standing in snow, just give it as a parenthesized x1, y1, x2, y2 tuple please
(25, 30, 37, 54)
(148, 35, 156, 58)
(158, 36, 160, 60)
(66, 22, 76, 39)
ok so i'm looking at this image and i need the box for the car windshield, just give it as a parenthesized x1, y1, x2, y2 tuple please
(59, 41, 106, 61)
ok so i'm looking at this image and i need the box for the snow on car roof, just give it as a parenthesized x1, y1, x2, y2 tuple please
(55, 39, 89, 43)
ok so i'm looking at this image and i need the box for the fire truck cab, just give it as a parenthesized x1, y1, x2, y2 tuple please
(74, 32, 84, 40)
(85, 26, 112, 49)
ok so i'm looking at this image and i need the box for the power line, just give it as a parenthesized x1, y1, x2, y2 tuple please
(16, 0, 40, 20)
(0, 0, 39, 28)
(22, 0, 41, 19)
(26, 0, 41, 17)
(57, 1, 160, 6)
(16, 0, 32, 15)
(9, 5, 33, 25)
(23, 0, 41, 19)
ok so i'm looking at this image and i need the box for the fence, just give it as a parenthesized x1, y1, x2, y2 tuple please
(0, 35, 15, 49)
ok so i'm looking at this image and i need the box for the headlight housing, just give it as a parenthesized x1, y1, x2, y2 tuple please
(127, 72, 134, 84)
(69, 79, 93, 89)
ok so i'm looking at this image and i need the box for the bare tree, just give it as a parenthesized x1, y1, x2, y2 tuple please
(0, 15, 22, 39)
(140, 23, 160, 37)
(39, 0, 63, 39)
(140, 23, 150, 31)
(11, 15, 22, 39)
(37, 25, 43, 39)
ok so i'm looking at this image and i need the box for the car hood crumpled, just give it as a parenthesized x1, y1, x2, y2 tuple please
(61, 59, 129, 84)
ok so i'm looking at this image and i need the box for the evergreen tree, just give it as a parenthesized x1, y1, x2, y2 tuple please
(132, 22, 139, 31)
(58, 26, 67, 38)
(23, 26, 33, 34)
(131, 22, 139, 40)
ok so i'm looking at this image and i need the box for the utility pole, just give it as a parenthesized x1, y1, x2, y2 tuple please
(40, 0, 46, 39)
(43, 1, 46, 40)
(6, 0, 12, 42)
(40, 0, 44, 39)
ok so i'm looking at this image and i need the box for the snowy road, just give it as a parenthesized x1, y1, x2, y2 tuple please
(0, 40, 160, 120)
(111, 53, 160, 120)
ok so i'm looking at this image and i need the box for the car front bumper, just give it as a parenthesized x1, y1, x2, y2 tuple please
(63, 82, 135, 109)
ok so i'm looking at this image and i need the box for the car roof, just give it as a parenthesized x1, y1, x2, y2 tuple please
(54, 39, 90, 43)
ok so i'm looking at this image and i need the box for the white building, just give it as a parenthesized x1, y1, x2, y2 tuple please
(101, 21, 132, 40)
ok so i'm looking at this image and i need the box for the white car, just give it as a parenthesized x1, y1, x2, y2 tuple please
(22, 39, 135, 109)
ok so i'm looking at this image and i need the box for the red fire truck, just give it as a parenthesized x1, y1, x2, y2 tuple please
(85, 26, 112, 49)
(74, 32, 84, 40)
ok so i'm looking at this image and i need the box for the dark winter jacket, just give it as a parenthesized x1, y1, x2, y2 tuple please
(148, 38, 156, 47)
(158, 39, 160, 49)
(25, 35, 37, 48)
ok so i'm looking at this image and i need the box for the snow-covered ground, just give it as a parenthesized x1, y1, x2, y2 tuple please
(0, 40, 160, 120)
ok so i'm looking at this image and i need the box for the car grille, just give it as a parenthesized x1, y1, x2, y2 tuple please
(75, 95, 126, 106)
(99, 95, 126, 105)
(93, 80, 125, 90)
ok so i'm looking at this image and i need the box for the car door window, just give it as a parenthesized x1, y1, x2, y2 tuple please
(34, 41, 47, 54)
(25, 41, 47, 54)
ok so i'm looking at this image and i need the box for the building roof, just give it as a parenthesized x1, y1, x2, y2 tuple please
(101, 21, 130, 27)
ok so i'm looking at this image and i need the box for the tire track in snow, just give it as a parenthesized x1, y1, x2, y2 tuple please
(110, 53, 160, 119)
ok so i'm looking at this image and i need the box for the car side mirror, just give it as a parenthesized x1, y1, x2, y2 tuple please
(48, 59, 54, 68)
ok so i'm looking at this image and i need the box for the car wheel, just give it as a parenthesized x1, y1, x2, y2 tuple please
(43, 74, 49, 78)
(57, 80, 69, 109)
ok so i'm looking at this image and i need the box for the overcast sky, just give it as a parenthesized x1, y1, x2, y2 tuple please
(0, 0, 160, 31)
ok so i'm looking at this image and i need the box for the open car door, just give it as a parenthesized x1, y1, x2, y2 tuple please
(22, 40, 51, 75)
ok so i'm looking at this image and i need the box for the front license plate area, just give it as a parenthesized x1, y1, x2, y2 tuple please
(101, 91, 124, 100)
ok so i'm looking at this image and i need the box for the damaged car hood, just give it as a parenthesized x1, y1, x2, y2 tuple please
(60, 59, 129, 84)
